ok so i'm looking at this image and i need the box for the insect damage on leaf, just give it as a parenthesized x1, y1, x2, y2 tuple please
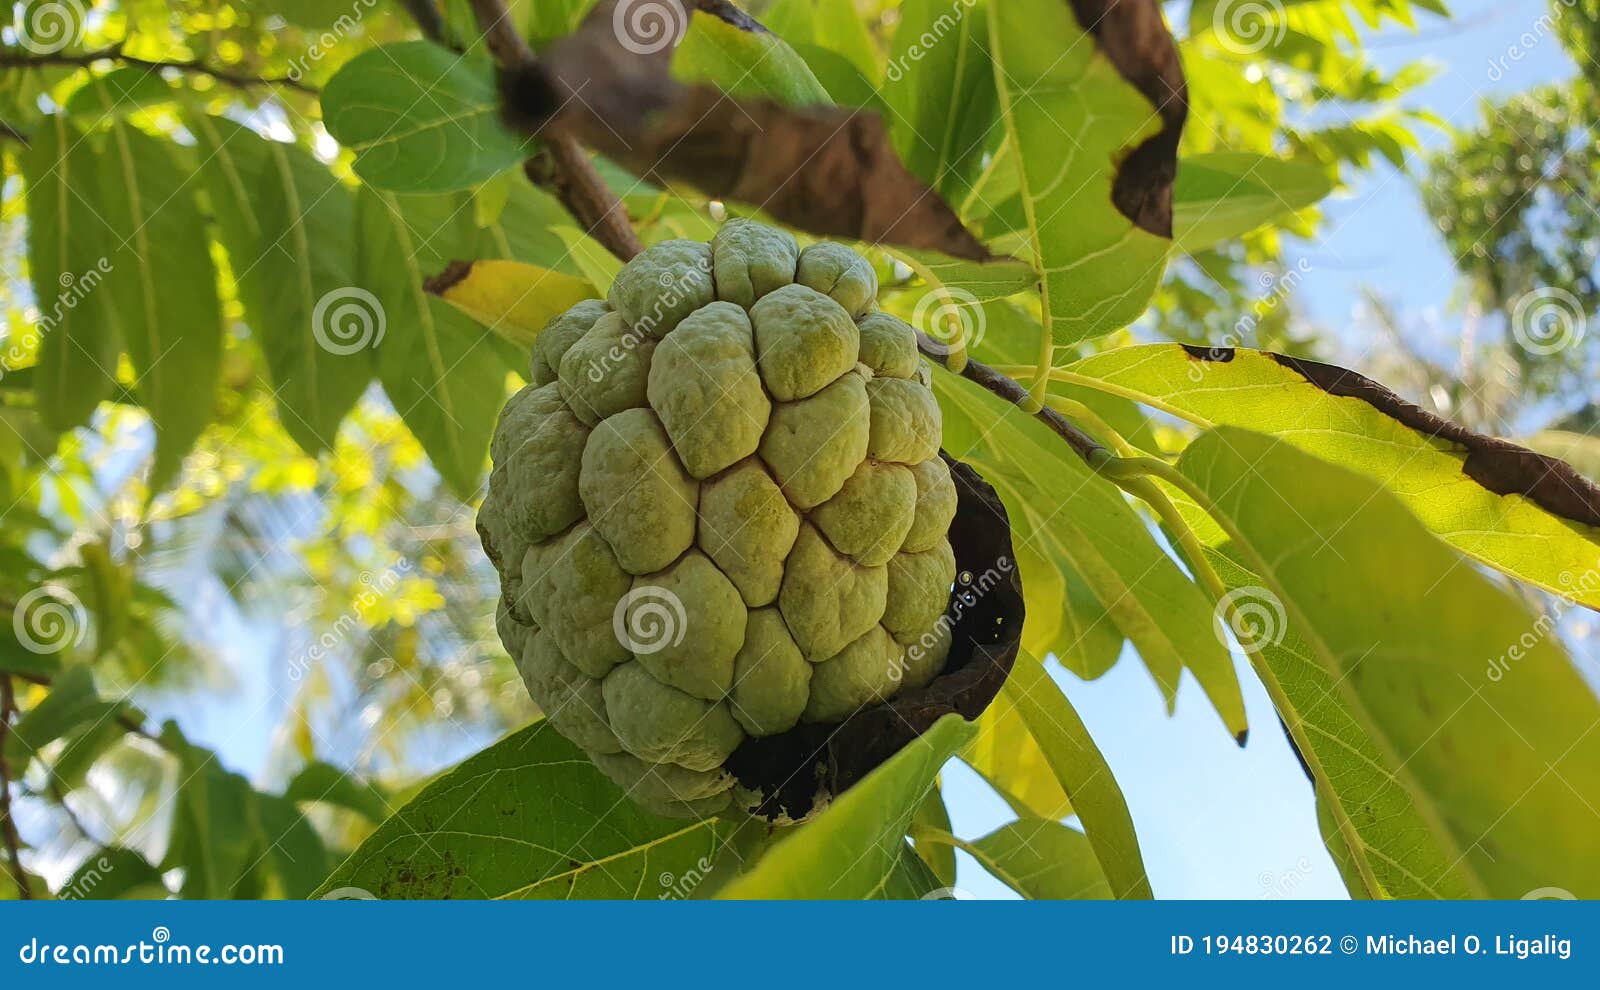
(1067, 0, 1186, 237)
(1179, 346, 1600, 529)
(494, 0, 992, 259)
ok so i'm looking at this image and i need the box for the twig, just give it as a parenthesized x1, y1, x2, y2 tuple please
(525, 145, 644, 261)
(916, 334, 1105, 465)
(0, 47, 318, 95)
(462, 0, 644, 261)
(396, 0, 451, 47)
(0, 676, 31, 899)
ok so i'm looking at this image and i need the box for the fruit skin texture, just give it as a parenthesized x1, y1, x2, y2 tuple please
(479, 224, 956, 819)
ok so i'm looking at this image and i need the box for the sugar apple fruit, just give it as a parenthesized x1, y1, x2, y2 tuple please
(480, 221, 960, 820)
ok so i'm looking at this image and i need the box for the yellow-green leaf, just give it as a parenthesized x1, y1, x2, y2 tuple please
(1062, 345, 1600, 610)
(426, 259, 599, 350)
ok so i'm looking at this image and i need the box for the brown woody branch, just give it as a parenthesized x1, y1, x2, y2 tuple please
(399, 0, 642, 261)
(916, 335, 1105, 465)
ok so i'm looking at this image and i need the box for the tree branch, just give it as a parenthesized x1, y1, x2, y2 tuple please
(396, 0, 451, 46)
(0, 677, 31, 899)
(470, 0, 643, 261)
(916, 335, 1105, 465)
(392, 0, 642, 262)
(0, 47, 317, 95)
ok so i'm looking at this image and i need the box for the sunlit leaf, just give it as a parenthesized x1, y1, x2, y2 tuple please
(1061, 345, 1600, 610)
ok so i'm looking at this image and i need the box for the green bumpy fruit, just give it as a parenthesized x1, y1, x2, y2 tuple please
(479, 224, 959, 819)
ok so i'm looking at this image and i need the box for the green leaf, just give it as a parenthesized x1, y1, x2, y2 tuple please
(284, 761, 391, 822)
(720, 714, 976, 899)
(59, 847, 167, 900)
(988, 0, 1171, 345)
(5, 664, 115, 767)
(22, 115, 122, 432)
(252, 794, 329, 899)
(160, 725, 262, 898)
(790, 42, 882, 110)
(85, 117, 223, 489)
(937, 817, 1112, 899)
(884, 0, 999, 204)
(1177, 426, 1600, 897)
(893, 249, 1037, 304)
(764, 0, 882, 82)
(321, 41, 533, 194)
(189, 114, 372, 455)
(358, 189, 511, 498)
(1001, 651, 1152, 898)
(315, 721, 730, 899)
(964, 690, 1075, 820)
(909, 784, 958, 886)
(1173, 152, 1333, 253)
(63, 67, 174, 118)
(879, 840, 945, 899)
(671, 10, 830, 106)
(935, 364, 1246, 734)
(1060, 345, 1600, 610)
(49, 717, 128, 789)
